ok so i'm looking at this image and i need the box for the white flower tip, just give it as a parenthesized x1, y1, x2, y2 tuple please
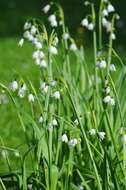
(62, 134, 68, 143)
(69, 138, 78, 147)
(98, 132, 106, 140)
(28, 94, 35, 103)
(122, 135, 126, 143)
(10, 81, 18, 91)
(43, 4, 51, 13)
(18, 38, 24, 47)
(69, 43, 77, 51)
(49, 46, 58, 55)
(53, 91, 60, 99)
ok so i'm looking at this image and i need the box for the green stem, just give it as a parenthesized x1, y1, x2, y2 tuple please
(99, 0, 103, 50)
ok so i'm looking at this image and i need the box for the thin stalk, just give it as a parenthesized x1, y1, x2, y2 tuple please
(91, 3, 99, 121)
(99, 0, 103, 50)
(55, 120, 64, 165)
(107, 15, 116, 79)
(0, 178, 6, 190)
(62, 21, 71, 82)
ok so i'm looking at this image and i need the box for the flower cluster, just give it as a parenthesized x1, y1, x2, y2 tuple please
(96, 59, 116, 71)
(103, 80, 115, 106)
(81, 18, 94, 31)
(101, 0, 119, 38)
(61, 134, 79, 147)
(32, 50, 47, 68)
(43, 4, 58, 27)
(88, 129, 106, 140)
(48, 14, 58, 27)
(9, 80, 36, 104)
(40, 81, 61, 99)
(48, 119, 58, 131)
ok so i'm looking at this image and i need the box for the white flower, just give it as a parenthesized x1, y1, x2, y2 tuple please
(48, 123, 53, 131)
(52, 119, 58, 126)
(54, 37, 59, 45)
(107, 4, 115, 13)
(89, 129, 96, 136)
(62, 33, 69, 40)
(105, 86, 111, 94)
(98, 132, 106, 140)
(18, 84, 27, 98)
(32, 37, 38, 44)
(39, 116, 43, 123)
(122, 135, 126, 143)
(79, 185, 84, 190)
(35, 58, 40, 65)
(24, 22, 31, 30)
(50, 80, 57, 87)
(103, 0, 108, 2)
(51, 20, 58, 27)
(43, 4, 51, 13)
(102, 18, 112, 32)
(18, 89, 25, 98)
(48, 14, 58, 27)
(43, 85, 49, 93)
(103, 96, 115, 106)
(87, 23, 94, 31)
(69, 138, 78, 147)
(43, 86, 49, 93)
(103, 95, 111, 104)
(32, 50, 44, 59)
(99, 60, 107, 68)
(74, 119, 79, 126)
(102, 9, 108, 17)
(34, 41, 42, 49)
(102, 17, 108, 27)
(24, 31, 34, 41)
(40, 82, 49, 93)
(21, 84, 27, 91)
(40, 60, 47, 68)
(49, 46, 58, 55)
(109, 64, 116, 71)
(18, 38, 24, 47)
(62, 134, 68, 143)
(97, 60, 106, 69)
(28, 184, 32, 190)
(48, 14, 56, 22)
(30, 25, 37, 35)
(23, 31, 30, 38)
(109, 98, 115, 105)
(111, 33, 116, 40)
(28, 94, 34, 103)
(106, 22, 112, 32)
(81, 18, 88, 27)
(10, 80, 18, 91)
(52, 91, 60, 99)
(69, 43, 77, 51)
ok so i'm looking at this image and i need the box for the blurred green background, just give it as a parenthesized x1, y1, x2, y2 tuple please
(0, 0, 126, 45)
